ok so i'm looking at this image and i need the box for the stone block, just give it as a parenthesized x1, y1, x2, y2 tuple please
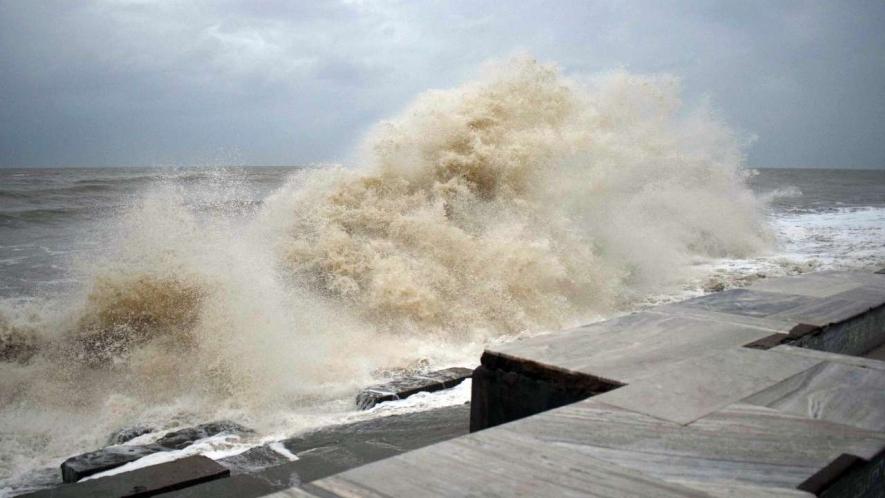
(217, 446, 292, 475)
(60, 444, 164, 483)
(594, 347, 820, 425)
(743, 361, 885, 432)
(22, 455, 229, 498)
(107, 426, 155, 445)
(309, 423, 710, 497)
(280, 405, 469, 483)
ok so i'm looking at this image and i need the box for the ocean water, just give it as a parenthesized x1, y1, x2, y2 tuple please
(1, 60, 884, 495)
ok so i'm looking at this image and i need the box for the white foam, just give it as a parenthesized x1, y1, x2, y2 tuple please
(81, 434, 254, 481)
(772, 207, 885, 269)
(267, 441, 298, 461)
(367, 379, 473, 415)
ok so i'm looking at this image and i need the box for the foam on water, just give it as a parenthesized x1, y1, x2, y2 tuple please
(0, 57, 849, 494)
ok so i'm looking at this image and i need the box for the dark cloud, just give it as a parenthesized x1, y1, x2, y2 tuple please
(0, 0, 883, 168)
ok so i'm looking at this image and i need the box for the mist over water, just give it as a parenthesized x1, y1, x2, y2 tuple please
(4, 58, 877, 493)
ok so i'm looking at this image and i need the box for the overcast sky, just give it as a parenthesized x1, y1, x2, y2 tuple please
(1, 0, 884, 168)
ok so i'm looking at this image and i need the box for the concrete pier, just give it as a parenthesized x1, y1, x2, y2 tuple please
(300, 270, 885, 497)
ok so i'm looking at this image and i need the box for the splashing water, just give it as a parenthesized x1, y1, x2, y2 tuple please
(265, 59, 770, 334)
(0, 58, 772, 491)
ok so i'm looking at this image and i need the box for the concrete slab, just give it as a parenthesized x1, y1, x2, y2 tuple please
(21, 455, 229, 498)
(654, 272, 885, 356)
(742, 361, 885, 432)
(279, 405, 469, 483)
(502, 399, 885, 490)
(771, 344, 885, 371)
(771, 287, 885, 328)
(308, 393, 885, 496)
(159, 474, 282, 498)
(594, 348, 820, 425)
(749, 271, 885, 298)
(669, 481, 814, 497)
(669, 288, 813, 318)
(489, 311, 778, 385)
(309, 427, 711, 498)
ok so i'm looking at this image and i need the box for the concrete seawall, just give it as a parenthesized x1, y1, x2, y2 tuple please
(302, 270, 885, 497)
(471, 270, 885, 431)
(23, 270, 885, 497)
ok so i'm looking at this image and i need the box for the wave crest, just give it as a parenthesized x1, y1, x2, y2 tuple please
(268, 58, 770, 336)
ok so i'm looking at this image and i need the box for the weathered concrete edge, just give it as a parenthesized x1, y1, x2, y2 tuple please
(469, 298, 885, 432)
(469, 350, 622, 432)
(787, 301, 885, 356)
(808, 447, 885, 497)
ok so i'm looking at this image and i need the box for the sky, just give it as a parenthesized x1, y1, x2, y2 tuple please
(1, 0, 884, 169)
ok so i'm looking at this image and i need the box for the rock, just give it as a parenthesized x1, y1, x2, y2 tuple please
(355, 367, 473, 409)
(155, 420, 253, 450)
(703, 280, 726, 293)
(60, 420, 252, 483)
(217, 446, 292, 474)
(61, 444, 164, 483)
(108, 426, 155, 445)
(25, 455, 229, 498)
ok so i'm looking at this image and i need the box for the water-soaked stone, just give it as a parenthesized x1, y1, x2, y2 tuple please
(356, 367, 472, 409)
(217, 446, 292, 474)
(60, 420, 252, 483)
(61, 444, 164, 483)
(27, 455, 230, 498)
(155, 420, 253, 450)
(108, 425, 155, 445)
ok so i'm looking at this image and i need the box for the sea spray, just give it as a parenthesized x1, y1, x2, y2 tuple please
(265, 58, 770, 335)
(0, 57, 771, 491)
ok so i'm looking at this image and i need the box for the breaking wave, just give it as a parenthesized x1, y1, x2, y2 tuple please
(265, 58, 770, 335)
(0, 57, 771, 490)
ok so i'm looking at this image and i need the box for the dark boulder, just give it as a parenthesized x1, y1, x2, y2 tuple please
(155, 420, 253, 450)
(108, 426, 155, 445)
(356, 367, 473, 409)
(217, 446, 292, 475)
(60, 420, 252, 483)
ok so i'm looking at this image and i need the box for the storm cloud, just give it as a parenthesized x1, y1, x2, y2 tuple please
(1, 0, 883, 168)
